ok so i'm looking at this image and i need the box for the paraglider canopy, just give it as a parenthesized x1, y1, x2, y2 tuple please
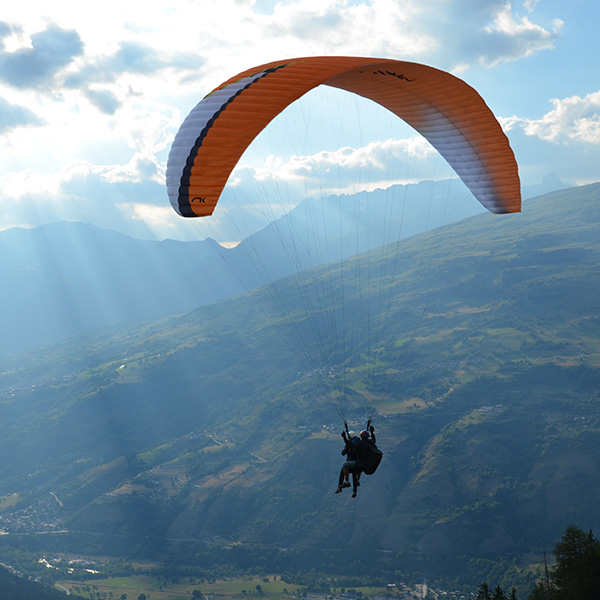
(165, 56, 522, 425)
(166, 56, 521, 219)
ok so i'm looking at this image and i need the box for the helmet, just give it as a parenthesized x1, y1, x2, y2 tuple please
(360, 430, 369, 439)
(348, 430, 356, 439)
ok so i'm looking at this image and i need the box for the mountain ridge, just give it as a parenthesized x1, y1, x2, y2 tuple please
(0, 175, 568, 357)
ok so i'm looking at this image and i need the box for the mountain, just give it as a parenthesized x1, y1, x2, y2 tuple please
(0, 175, 569, 358)
(0, 183, 598, 594)
(0, 221, 232, 356)
(522, 172, 571, 199)
(0, 177, 497, 357)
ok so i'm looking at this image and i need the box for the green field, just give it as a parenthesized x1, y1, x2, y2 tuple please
(56, 574, 391, 600)
(0, 493, 19, 511)
(58, 575, 301, 600)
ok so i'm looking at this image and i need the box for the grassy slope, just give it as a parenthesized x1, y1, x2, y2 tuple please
(0, 184, 599, 592)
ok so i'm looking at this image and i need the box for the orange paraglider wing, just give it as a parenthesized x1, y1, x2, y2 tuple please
(166, 57, 520, 217)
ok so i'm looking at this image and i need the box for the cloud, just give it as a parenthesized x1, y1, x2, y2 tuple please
(0, 23, 84, 89)
(0, 96, 44, 133)
(228, 135, 446, 204)
(479, 1, 562, 65)
(408, 0, 561, 69)
(84, 88, 121, 115)
(0, 19, 203, 119)
(61, 39, 205, 115)
(253, 138, 434, 180)
(122, 202, 177, 227)
(67, 40, 203, 87)
(0, 1, 560, 129)
(0, 127, 445, 242)
(0, 21, 13, 44)
(107, 41, 166, 76)
(240, 0, 432, 61)
(502, 90, 600, 145)
(0, 157, 178, 239)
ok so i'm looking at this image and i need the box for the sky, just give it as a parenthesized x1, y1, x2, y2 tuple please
(0, 0, 598, 244)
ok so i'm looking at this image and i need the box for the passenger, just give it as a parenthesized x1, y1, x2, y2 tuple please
(334, 430, 360, 496)
(335, 425, 379, 497)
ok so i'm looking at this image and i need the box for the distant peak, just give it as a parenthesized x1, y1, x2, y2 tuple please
(542, 172, 565, 186)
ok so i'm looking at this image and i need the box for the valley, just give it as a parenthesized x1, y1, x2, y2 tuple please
(0, 183, 599, 597)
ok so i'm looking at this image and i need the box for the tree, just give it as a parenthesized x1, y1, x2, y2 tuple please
(492, 586, 507, 600)
(528, 525, 600, 600)
(476, 583, 491, 600)
(527, 583, 548, 600)
(477, 582, 516, 600)
(552, 525, 600, 599)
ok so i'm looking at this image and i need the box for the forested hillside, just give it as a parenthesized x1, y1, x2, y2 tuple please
(0, 565, 85, 600)
(0, 183, 599, 594)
